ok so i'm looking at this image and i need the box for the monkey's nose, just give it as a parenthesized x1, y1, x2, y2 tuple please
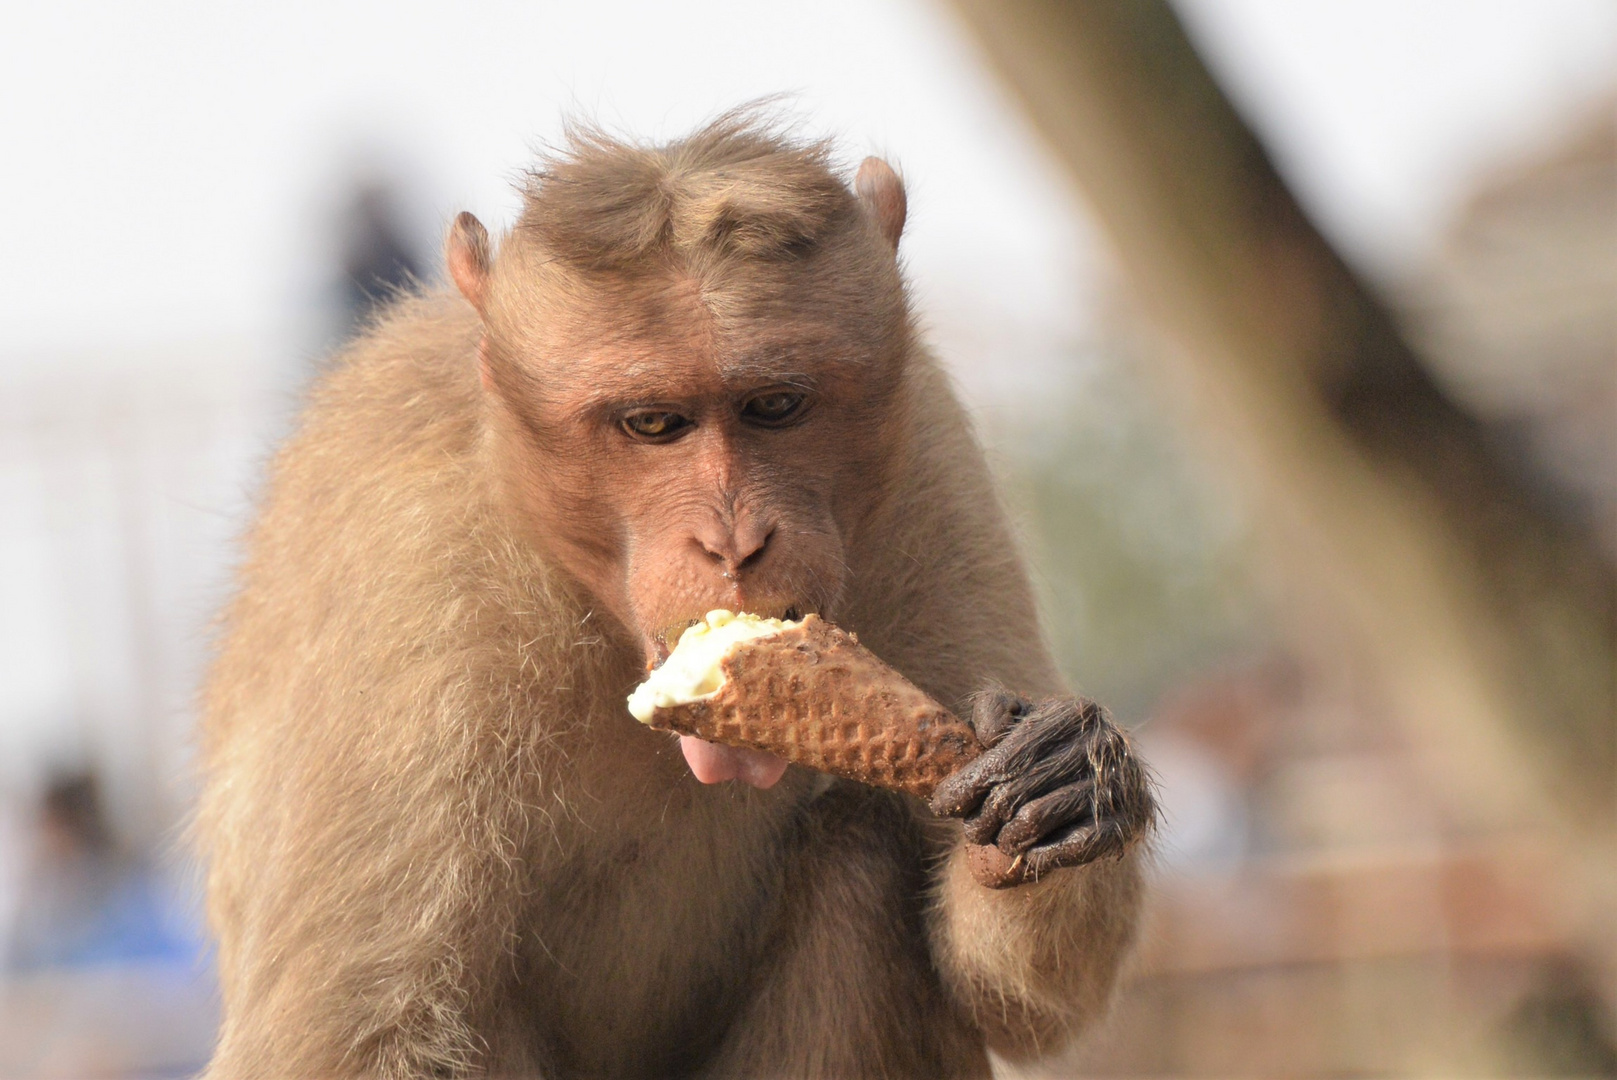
(695, 522, 773, 577)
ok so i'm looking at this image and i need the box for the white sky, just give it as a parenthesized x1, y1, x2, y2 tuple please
(0, 0, 1089, 369)
(0, 0, 1611, 377)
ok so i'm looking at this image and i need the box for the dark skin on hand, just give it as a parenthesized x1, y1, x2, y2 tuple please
(933, 690, 1158, 885)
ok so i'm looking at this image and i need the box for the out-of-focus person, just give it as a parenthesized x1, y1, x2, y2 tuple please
(336, 179, 425, 342)
(0, 771, 215, 1079)
(5, 770, 196, 972)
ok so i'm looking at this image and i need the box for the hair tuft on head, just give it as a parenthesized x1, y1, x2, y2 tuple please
(519, 105, 857, 271)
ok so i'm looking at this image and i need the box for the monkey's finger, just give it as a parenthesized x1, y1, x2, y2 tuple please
(960, 779, 1027, 846)
(932, 700, 1090, 818)
(969, 688, 1031, 749)
(994, 780, 1095, 856)
(966, 842, 1028, 889)
(933, 696, 1109, 818)
(930, 740, 1016, 817)
(1023, 819, 1132, 877)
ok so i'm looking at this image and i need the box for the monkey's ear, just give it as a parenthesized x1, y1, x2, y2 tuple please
(447, 211, 492, 315)
(855, 157, 906, 250)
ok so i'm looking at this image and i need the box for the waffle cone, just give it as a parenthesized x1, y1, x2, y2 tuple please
(644, 615, 981, 799)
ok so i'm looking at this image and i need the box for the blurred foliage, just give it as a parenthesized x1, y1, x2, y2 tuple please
(987, 351, 1262, 721)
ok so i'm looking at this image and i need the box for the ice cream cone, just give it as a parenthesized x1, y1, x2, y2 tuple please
(641, 615, 981, 799)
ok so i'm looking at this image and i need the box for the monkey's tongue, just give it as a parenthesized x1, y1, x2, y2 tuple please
(679, 736, 788, 789)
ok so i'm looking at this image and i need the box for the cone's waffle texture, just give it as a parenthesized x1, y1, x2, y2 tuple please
(645, 615, 982, 799)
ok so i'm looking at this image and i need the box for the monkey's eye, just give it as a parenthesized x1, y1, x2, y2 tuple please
(741, 390, 809, 427)
(620, 411, 693, 442)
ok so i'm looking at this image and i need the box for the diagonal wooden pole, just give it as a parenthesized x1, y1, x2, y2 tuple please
(942, 0, 1614, 932)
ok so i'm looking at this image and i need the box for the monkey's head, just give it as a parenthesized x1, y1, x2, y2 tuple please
(450, 121, 912, 723)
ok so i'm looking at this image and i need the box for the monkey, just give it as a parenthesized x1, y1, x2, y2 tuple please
(196, 112, 1155, 1079)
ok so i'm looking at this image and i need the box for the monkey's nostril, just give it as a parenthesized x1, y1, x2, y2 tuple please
(694, 525, 771, 577)
(784, 605, 802, 622)
(736, 529, 773, 572)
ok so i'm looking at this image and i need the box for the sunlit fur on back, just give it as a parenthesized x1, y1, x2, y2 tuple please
(197, 115, 1144, 1079)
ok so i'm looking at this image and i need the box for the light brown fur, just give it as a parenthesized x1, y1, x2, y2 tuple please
(198, 112, 1144, 1078)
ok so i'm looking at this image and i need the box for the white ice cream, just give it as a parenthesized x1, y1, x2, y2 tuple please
(627, 610, 799, 723)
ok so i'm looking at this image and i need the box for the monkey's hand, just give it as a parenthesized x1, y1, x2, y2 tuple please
(929, 690, 1156, 888)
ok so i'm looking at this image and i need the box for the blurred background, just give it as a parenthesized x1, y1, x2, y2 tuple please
(0, 0, 1611, 1075)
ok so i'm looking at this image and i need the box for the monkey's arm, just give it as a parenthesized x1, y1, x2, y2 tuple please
(855, 358, 1153, 1060)
(926, 692, 1155, 1059)
(929, 829, 1147, 1059)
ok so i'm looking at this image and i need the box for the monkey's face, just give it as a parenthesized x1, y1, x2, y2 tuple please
(483, 259, 909, 673)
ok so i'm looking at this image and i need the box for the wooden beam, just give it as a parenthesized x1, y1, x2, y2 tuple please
(942, 0, 1615, 839)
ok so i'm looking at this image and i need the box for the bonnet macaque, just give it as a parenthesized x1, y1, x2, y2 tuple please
(198, 114, 1154, 1078)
